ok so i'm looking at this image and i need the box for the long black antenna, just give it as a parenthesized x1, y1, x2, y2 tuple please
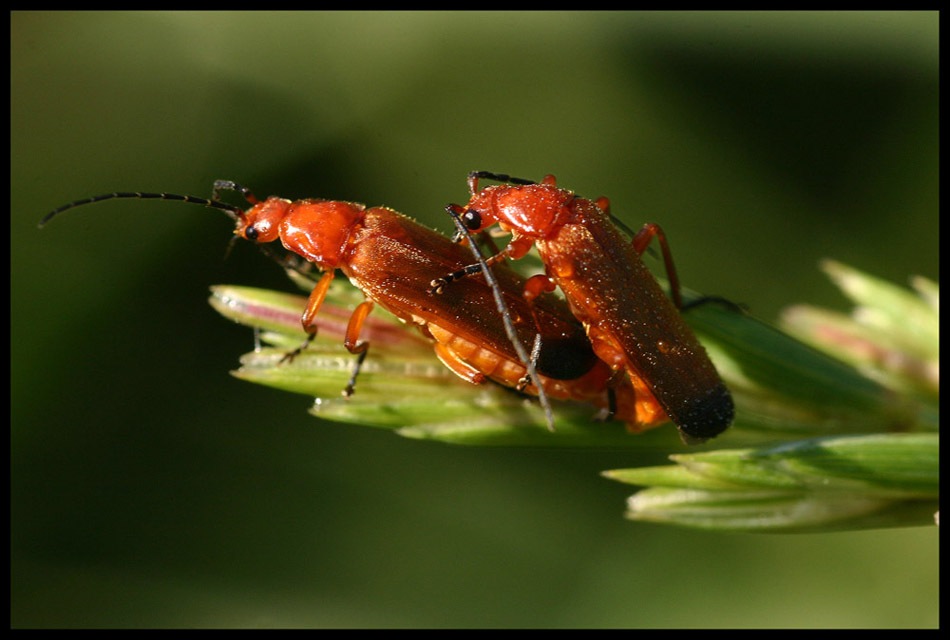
(40, 192, 242, 228)
(445, 204, 556, 432)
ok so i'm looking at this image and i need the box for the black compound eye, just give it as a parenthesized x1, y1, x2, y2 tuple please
(462, 209, 482, 230)
(244, 225, 259, 241)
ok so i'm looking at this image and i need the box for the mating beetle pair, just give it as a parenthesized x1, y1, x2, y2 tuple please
(42, 172, 734, 443)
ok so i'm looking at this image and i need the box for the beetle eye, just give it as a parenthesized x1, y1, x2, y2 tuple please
(462, 209, 482, 230)
(244, 225, 259, 241)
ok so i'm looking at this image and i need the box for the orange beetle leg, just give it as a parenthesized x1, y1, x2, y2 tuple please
(280, 270, 335, 364)
(342, 300, 375, 397)
(432, 343, 487, 385)
(523, 273, 557, 305)
(631, 222, 683, 310)
(521, 273, 557, 343)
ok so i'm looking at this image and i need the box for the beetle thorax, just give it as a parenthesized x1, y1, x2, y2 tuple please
(490, 184, 574, 239)
(278, 199, 366, 269)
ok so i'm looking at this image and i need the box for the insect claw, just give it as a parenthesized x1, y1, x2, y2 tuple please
(278, 350, 299, 364)
(280, 332, 316, 364)
(428, 278, 447, 295)
(515, 375, 530, 392)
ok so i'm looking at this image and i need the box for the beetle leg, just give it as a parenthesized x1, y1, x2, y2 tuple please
(280, 270, 335, 364)
(434, 232, 534, 288)
(522, 273, 557, 304)
(592, 386, 618, 423)
(342, 300, 375, 397)
(432, 343, 487, 384)
(633, 223, 744, 315)
(428, 249, 510, 294)
(631, 222, 684, 310)
(518, 273, 558, 351)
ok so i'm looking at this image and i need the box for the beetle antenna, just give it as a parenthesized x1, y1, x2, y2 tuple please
(39, 192, 242, 228)
(445, 204, 556, 431)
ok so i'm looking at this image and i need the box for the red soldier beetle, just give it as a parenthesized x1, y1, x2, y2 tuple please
(432, 171, 735, 443)
(41, 181, 652, 431)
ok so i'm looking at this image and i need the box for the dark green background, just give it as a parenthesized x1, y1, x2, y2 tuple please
(12, 12, 937, 628)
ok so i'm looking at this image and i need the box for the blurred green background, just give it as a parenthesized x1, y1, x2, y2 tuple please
(12, 11, 937, 628)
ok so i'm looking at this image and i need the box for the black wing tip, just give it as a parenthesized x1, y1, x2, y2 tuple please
(675, 386, 735, 445)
